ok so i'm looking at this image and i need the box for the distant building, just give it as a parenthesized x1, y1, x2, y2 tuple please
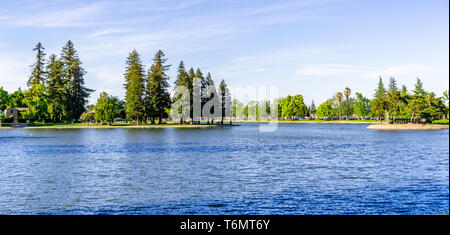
(4, 107, 29, 123)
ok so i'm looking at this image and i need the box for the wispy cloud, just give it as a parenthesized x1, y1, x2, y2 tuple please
(250, 68, 265, 73)
(246, 0, 333, 16)
(296, 64, 370, 76)
(362, 64, 427, 79)
(295, 64, 430, 80)
(5, 3, 105, 28)
(88, 28, 132, 38)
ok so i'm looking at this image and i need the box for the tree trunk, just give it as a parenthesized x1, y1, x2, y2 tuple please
(346, 100, 349, 120)
(338, 104, 342, 120)
(385, 111, 390, 124)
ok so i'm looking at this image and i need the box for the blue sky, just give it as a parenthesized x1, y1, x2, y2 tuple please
(0, 0, 448, 105)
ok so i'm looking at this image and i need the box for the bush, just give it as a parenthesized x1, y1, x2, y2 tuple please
(2, 117, 13, 123)
(432, 119, 449, 125)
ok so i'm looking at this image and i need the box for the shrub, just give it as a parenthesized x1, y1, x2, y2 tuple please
(432, 119, 449, 125)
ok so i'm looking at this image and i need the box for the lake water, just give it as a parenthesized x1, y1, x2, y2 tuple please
(0, 123, 448, 214)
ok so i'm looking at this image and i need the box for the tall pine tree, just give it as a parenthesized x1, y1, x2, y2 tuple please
(28, 42, 46, 87)
(26, 42, 48, 121)
(124, 49, 145, 124)
(46, 54, 65, 122)
(219, 79, 231, 124)
(372, 77, 387, 123)
(60, 40, 93, 121)
(146, 50, 171, 124)
(173, 61, 190, 123)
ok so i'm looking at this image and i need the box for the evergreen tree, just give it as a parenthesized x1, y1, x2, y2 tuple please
(413, 78, 426, 96)
(408, 78, 427, 122)
(173, 61, 190, 123)
(60, 40, 93, 121)
(28, 42, 46, 87)
(146, 50, 171, 124)
(46, 54, 65, 122)
(203, 72, 215, 123)
(187, 67, 196, 122)
(385, 77, 400, 123)
(26, 42, 48, 121)
(421, 92, 446, 123)
(193, 68, 205, 123)
(397, 85, 410, 120)
(309, 100, 316, 115)
(219, 79, 231, 124)
(372, 77, 387, 123)
(0, 87, 9, 110)
(202, 72, 212, 115)
(124, 49, 145, 124)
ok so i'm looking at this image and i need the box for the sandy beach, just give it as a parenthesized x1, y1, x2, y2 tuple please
(367, 123, 449, 130)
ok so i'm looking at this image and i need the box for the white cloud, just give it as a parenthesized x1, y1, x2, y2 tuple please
(362, 64, 427, 79)
(88, 66, 123, 85)
(0, 55, 31, 92)
(88, 28, 132, 38)
(3, 3, 104, 28)
(250, 68, 265, 72)
(296, 64, 370, 76)
(247, 0, 333, 16)
(295, 64, 428, 79)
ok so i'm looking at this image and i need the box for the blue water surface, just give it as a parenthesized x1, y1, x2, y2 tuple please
(0, 123, 448, 214)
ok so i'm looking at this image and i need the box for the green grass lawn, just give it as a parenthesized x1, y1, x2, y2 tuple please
(27, 122, 212, 127)
(432, 119, 449, 125)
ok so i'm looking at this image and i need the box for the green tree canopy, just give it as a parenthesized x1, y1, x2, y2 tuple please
(146, 50, 171, 124)
(60, 40, 93, 121)
(124, 49, 145, 124)
(317, 99, 336, 119)
(95, 92, 119, 125)
(353, 92, 371, 118)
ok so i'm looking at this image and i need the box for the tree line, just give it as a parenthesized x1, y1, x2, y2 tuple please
(0, 42, 448, 125)
(0, 41, 93, 122)
(0, 42, 232, 125)
(230, 78, 448, 124)
(313, 78, 448, 123)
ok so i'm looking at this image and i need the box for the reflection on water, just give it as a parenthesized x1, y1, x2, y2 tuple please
(0, 123, 448, 214)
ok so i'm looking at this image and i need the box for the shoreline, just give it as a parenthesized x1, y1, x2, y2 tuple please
(367, 123, 449, 130)
(233, 120, 376, 124)
(1, 124, 220, 129)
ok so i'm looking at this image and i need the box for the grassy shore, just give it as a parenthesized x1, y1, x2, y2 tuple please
(1, 122, 219, 129)
(367, 123, 449, 130)
(233, 119, 377, 124)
